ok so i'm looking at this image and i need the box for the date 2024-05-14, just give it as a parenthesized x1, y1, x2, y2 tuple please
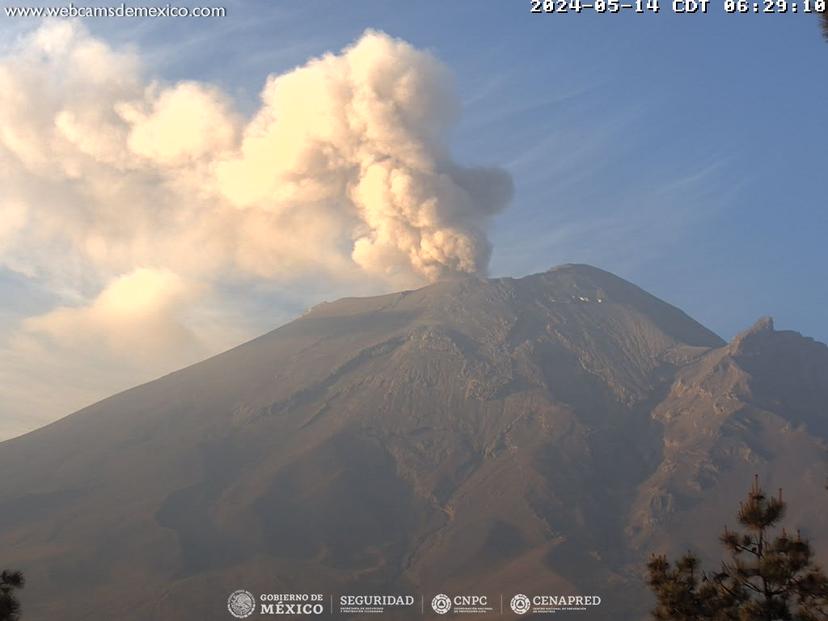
(531, 0, 825, 14)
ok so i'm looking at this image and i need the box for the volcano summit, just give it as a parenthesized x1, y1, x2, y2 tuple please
(1, 264, 826, 620)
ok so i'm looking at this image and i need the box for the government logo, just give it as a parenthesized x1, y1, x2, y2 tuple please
(227, 589, 256, 619)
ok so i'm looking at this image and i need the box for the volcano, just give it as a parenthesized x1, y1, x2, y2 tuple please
(1, 264, 827, 620)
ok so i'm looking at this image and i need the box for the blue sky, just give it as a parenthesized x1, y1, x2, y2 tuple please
(0, 0, 825, 437)
(68, 0, 826, 340)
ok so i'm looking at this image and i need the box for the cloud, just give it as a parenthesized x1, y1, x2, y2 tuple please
(18, 268, 205, 366)
(0, 22, 511, 288)
(0, 202, 27, 253)
(213, 29, 513, 282)
(0, 22, 512, 439)
(0, 268, 208, 439)
(119, 81, 239, 166)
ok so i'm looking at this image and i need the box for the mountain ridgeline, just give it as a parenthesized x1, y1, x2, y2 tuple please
(0, 265, 826, 620)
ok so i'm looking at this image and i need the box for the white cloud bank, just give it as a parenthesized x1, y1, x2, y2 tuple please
(0, 22, 512, 440)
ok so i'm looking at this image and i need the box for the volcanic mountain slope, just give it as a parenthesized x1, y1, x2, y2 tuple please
(0, 264, 826, 620)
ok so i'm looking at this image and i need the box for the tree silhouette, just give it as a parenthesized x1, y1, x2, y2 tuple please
(822, 11, 828, 41)
(0, 570, 24, 621)
(648, 476, 828, 621)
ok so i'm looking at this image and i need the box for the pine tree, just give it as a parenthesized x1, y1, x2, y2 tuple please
(647, 553, 741, 620)
(647, 476, 828, 621)
(0, 570, 25, 621)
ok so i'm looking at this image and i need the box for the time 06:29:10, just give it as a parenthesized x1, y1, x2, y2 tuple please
(724, 0, 824, 11)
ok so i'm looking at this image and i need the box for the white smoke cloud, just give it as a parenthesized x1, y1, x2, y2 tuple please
(0, 22, 512, 439)
(214, 31, 512, 281)
(0, 22, 511, 287)
(120, 81, 240, 167)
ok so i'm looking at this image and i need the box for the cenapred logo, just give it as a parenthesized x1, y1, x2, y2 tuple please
(431, 593, 452, 615)
(227, 589, 256, 619)
(510, 593, 531, 615)
(510, 593, 602, 615)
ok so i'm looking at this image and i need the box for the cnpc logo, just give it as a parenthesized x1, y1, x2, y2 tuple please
(431, 593, 490, 614)
(431, 594, 452, 614)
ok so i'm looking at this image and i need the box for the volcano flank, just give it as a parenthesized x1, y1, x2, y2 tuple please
(1, 264, 827, 620)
